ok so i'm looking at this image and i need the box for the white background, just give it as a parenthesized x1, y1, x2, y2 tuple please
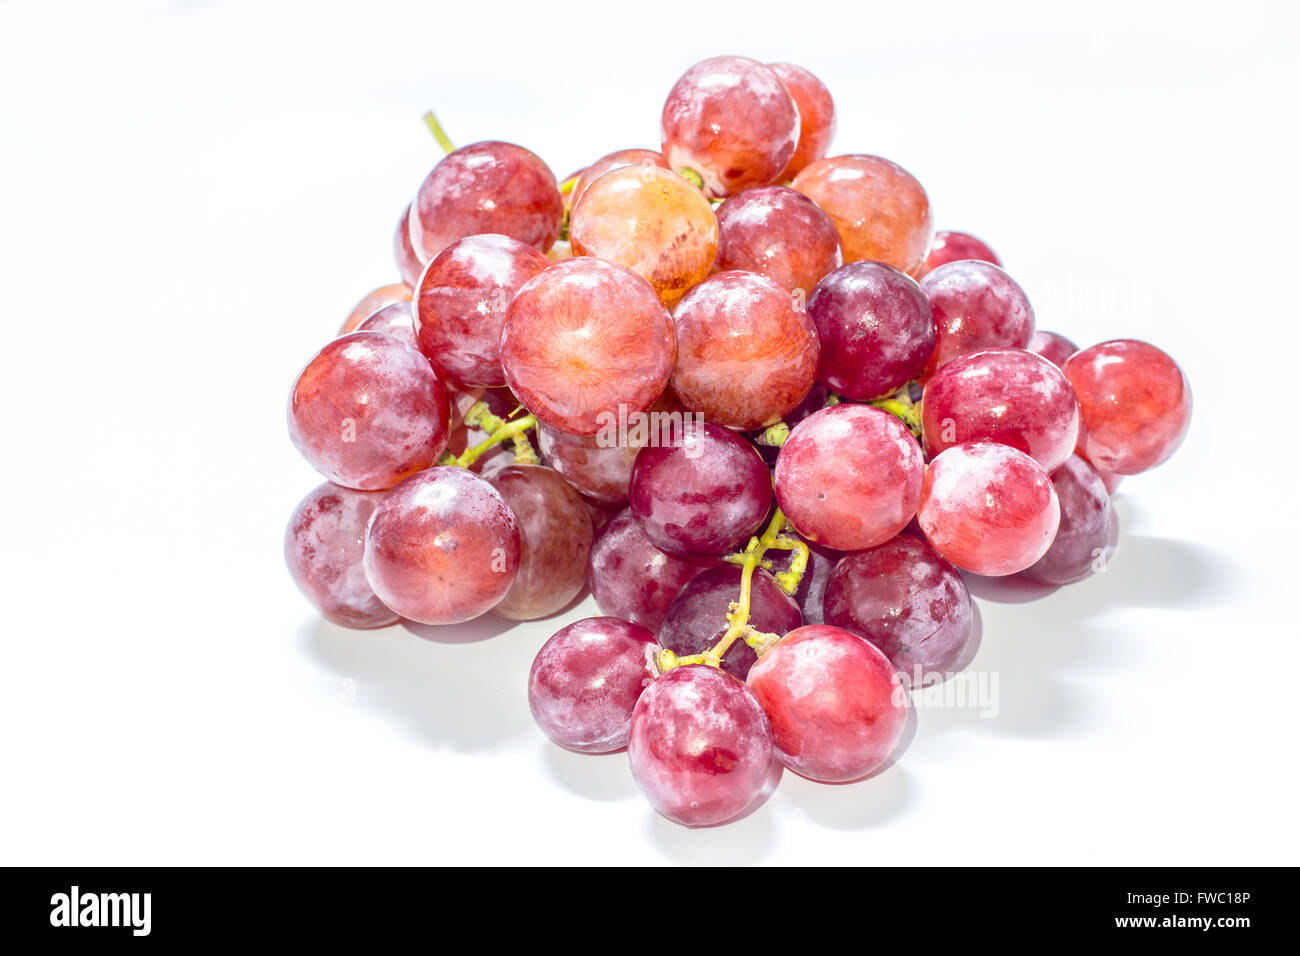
(2, 0, 1297, 865)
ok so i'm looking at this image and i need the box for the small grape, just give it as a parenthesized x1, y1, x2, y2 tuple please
(713, 186, 843, 296)
(919, 260, 1035, 380)
(918, 230, 1001, 277)
(1021, 455, 1116, 585)
(768, 62, 836, 178)
(340, 283, 412, 335)
(1027, 330, 1079, 368)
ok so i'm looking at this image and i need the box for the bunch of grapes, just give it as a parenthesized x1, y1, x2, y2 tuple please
(286, 56, 1192, 828)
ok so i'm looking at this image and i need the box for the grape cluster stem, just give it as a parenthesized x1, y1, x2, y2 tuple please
(441, 401, 538, 468)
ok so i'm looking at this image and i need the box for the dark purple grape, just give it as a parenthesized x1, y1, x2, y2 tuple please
(1021, 455, 1115, 585)
(658, 565, 802, 678)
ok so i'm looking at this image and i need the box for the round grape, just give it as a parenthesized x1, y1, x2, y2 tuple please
(919, 260, 1035, 380)
(340, 283, 412, 335)
(918, 229, 1001, 277)
(713, 185, 843, 295)
(570, 148, 670, 208)
(355, 301, 418, 350)
(1021, 455, 1115, 585)
(393, 203, 424, 288)
(1028, 329, 1079, 368)
(768, 62, 836, 178)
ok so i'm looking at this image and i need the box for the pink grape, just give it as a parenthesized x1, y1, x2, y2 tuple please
(1028, 330, 1079, 368)
(528, 617, 659, 753)
(285, 482, 399, 629)
(807, 261, 934, 400)
(629, 422, 772, 557)
(768, 62, 836, 178)
(918, 230, 1001, 277)
(774, 404, 924, 551)
(414, 234, 550, 388)
(713, 186, 843, 296)
(288, 331, 451, 491)
(670, 270, 821, 430)
(393, 203, 424, 288)
(660, 55, 799, 197)
(410, 141, 563, 261)
(570, 148, 670, 207)
(628, 664, 774, 827)
(921, 347, 1081, 473)
(919, 260, 1035, 380)
(1062, 339, 1192, 475)
(1021, 455, 1115, 585)
(587, 508, 715, 631)
(746, 625, 908, 782)
(823, 536, 972, 686)
(487, 465, 593, 621)
(363, 467, 521, 624)
(658, 565, 803, 678)
(917, 441, 1060, 576)
(340, 283, 411, 335)
(355, 301, 418, 350)
(500, 257, 676, 436)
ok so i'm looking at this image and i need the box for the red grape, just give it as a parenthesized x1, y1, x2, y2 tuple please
(658, 565, 803, 678)
(629, 422, 772, 557)
(363, 467, 521, 624)
(528, 616, 659, 753)
(500, 257, 676, 436)
(918, 229, 1001, 277)
(746, 625, 907, 782)
(285, 482, 399, 629)
(774, 404, 924, 551)
(410, 141, 563, 261)
(1062, 339, 1192, 475)
(919, 260, 1035, 380)
(569, 165, 719, 307)
(414, 233, 550, 388)
(823, 536, 972, 687)
(587, 508, 715, 631)
(792, 154, 932, 273)
(1021, 455, 1115, 585)
(487, 464, 594, 620)
(670, 270, 820, 430)
(628, 664, 774, 826)
(340, 283, 412, 335)
(660, 55, 799, 197)
(288, 331, 451, 490)
(393, 203, 424, 288)
(1028, 329, 1078, 368)
(570, 148, 670, 207)
(355, 301, 418, 350)
(768, 62, 836, 178)
(921, 347, 1081, 473)
(807, 261, 934, 400)
(917, 441, 1060, 576)
(713, 185, 843, 295)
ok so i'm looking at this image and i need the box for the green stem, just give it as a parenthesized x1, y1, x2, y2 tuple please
(755, 421, 790, 448)
(444, 401, 537, 468)
(870, 386, 921, 437)
(423, 110, 455, 155)
(677, 167, 705, 191)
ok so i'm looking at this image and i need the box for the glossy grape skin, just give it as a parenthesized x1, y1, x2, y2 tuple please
(355, 301, 418, 350)
(921, 347, 1081, 473)
(768, 62, 835, 178)
(284, 482, 399, 629)
(288, 331, 451, 490)
(658, 566, 803, 679)
(414, 234, 550, 388)
(807, 261, 935, 400)
(746, 625, 907, 783)
(486, 465, 593, 620)
(501, 257, 676, 436)
(409, 141, 563, 261)
(918, 441, 1060, 576)
(713, 186, 843, 295)
(393, 203, 424, 288)
(774, 405, 924, 552)
(628, 664, 774, 827)
(823, 536, 972, 687)
(1028, 330, 1078, 368)
(789, 540, 842, 626)
(570, 148, 670, 208)
(569, 165, 719, 307)
(1021, 455, 1115, 585)
(660, 55, 799, 198)
(918, 230, 1001, 277)
(340, 283, 412, 334)
(1098, 470, 1124, 495)
(919, 260, 1035, 380)
(536, 391, 683, 505)
(629, 422, 772, 557)
(670, 271, 820, 430)
(1062, 340, 1192, 475)
(587, 509, 715, 630)
(792, 154, 932, 273)
(528, 617, 659, 753)
(363, 467, 521, 625)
